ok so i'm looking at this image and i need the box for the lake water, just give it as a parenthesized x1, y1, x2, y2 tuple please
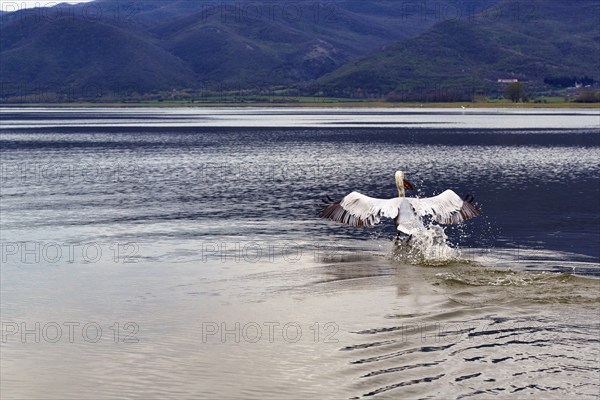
(1, 107, 599, 399)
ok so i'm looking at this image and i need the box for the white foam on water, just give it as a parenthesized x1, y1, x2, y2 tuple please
(392, 223, 460, 265)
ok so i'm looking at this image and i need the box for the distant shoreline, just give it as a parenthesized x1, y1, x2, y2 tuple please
(1, 101, 599, 109)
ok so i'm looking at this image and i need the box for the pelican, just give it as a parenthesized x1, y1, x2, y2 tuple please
(320, 171, 480, 237)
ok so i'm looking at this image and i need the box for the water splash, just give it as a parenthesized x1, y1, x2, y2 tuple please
(392, 223, 460, 265)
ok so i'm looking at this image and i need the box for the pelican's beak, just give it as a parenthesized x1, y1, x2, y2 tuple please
(403, 179, 414, 190)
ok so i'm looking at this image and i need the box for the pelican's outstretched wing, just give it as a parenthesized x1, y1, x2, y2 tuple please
(320, 191, 401, 227)
(406, 190, 480, 224)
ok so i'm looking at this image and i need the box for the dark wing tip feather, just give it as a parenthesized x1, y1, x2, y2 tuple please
(436, 194, 481, 224)
(460, 193, 481, 219)
(320, 195, 375, 227)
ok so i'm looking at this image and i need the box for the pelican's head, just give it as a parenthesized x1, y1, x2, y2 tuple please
(394, 170, 414, 197)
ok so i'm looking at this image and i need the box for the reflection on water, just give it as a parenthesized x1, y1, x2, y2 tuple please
(1, 107, 599, 129)
(1, 108, 599, 399)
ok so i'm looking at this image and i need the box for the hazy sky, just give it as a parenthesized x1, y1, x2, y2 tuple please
(1, 0, 94, 12)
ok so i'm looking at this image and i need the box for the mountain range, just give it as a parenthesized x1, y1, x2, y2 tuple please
(0, 0, 598, 102)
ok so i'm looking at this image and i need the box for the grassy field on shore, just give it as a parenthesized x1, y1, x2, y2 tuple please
(2, 95, 599, 109)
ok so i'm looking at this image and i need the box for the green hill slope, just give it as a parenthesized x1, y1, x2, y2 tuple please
(316, 0, 600, 99)
(0, 17, 195, 100)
